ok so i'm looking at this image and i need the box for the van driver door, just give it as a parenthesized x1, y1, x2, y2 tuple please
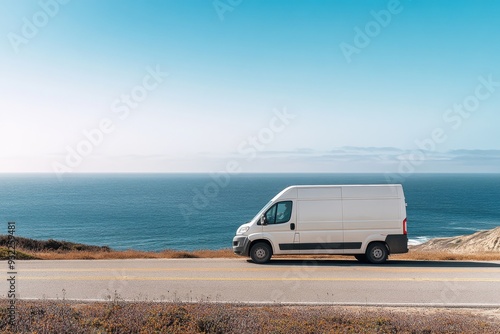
(261, 201, 299, 253)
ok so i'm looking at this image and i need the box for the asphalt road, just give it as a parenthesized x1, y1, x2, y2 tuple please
(7, 258, 500, 306)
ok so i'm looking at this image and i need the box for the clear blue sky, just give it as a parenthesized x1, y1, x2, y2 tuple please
(1, 0, 499, 174)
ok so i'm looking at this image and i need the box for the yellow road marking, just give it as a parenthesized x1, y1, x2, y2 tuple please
(18, 276, 500, 282)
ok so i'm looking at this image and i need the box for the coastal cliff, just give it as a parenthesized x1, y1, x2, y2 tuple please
(412, 226, 500, 253)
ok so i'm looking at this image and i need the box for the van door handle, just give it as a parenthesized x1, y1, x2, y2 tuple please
(290, 223, 295, 230)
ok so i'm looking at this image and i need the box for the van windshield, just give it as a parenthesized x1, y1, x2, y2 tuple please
(251, 201, 272, 223)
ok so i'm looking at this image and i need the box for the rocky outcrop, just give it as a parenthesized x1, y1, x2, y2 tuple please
(412, 227, 500, 253)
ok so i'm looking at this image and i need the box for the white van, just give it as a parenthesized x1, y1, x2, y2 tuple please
(233, 185, 408, 264)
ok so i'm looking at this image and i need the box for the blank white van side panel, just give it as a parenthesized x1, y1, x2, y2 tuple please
(341, 185, 399, 198)
(297, 187, 341, 199)
(342, 198, 403, 253)
(342, 186, 404, 253)
(296, 199, 344, 254)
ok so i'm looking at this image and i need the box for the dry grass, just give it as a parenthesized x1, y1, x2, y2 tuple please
(2, 235, 499, 261)
(27, 248, 237, 260)
(0, 235, 238, 260)
(6, 247, 500, 261)
(0, 300, 498, 333)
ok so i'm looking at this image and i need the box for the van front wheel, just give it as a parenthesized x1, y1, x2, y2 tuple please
(250, 242, 272, 264)
(366, 242, 388, 264)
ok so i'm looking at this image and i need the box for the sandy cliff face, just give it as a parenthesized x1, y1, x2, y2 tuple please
(412, 227, 500, 253)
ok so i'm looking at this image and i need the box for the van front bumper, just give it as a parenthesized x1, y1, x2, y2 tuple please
(232, 236, 250, 256)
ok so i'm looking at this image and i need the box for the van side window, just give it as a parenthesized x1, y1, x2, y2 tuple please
(265, 201, 292, 224)
(276, 201, 292, 223)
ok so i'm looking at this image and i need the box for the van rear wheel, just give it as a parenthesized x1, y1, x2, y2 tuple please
(250, 242, 272, 264)
(366, 242, 388, 264)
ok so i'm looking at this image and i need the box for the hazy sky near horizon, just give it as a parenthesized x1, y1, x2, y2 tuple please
(1, 0, 499, 174)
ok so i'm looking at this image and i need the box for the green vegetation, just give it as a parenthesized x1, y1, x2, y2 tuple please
(0, 235, 111, 253)
(0, 246, 38, 260)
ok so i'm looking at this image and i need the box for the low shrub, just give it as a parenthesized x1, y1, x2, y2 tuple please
(0, 300, 497, 334)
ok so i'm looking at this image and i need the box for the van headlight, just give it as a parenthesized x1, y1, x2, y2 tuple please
(237, 226, 249, 235)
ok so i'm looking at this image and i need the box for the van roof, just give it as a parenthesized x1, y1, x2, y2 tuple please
(273, 184, 403, 201)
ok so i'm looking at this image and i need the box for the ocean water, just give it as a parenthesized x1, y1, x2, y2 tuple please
(0, 173, 499, 251)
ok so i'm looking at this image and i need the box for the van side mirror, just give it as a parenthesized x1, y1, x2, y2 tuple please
(259, 215, 267, 226)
